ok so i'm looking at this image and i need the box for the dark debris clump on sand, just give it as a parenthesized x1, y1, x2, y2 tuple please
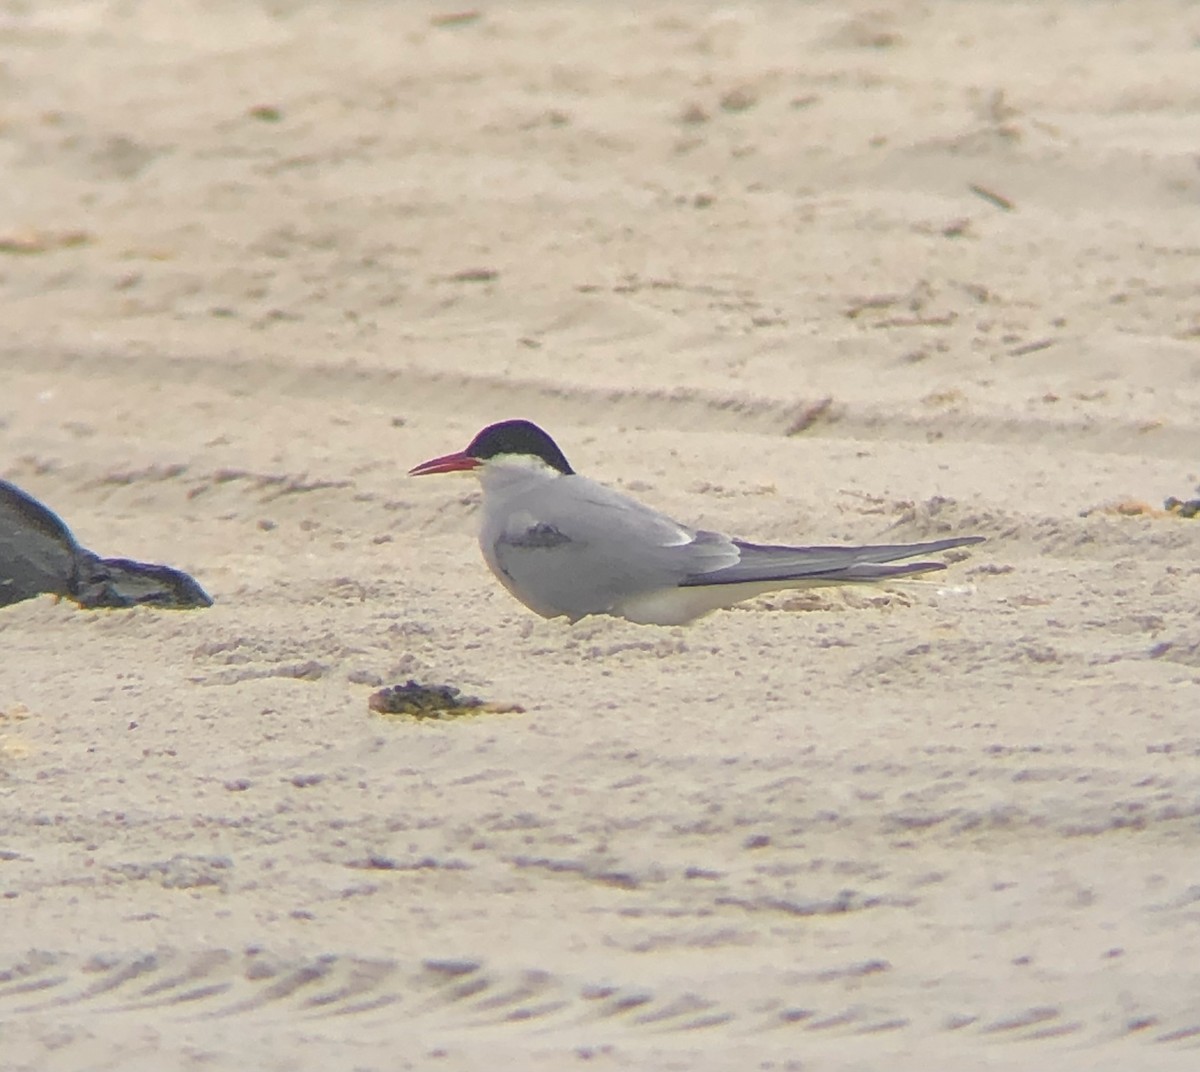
(368, 680, 525, 721)
(1164, 496, 1200, 519)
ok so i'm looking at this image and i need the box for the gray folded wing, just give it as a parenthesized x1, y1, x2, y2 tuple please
(486, 476, 740, 618)
(679, 535, 984, 587)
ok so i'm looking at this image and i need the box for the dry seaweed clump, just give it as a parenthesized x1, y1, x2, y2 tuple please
(1164, 496, 1200, 519)
(368, 680, 525, 721)
(1085, 495, 1200, 520)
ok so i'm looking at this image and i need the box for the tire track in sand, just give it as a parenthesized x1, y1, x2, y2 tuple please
(4, 344, 1196, 458)
(1, 946, 1198, 1052)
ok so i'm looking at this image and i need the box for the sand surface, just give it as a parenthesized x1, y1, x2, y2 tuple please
(3, 2, 1200, 1069)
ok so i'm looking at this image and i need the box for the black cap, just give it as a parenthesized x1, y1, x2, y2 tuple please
(465, 420, 574, 475)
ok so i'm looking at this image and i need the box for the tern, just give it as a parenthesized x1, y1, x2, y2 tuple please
(409, 420, 983, 626)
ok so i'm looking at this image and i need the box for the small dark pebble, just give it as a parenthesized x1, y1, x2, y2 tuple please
(290, 773, 324, 788)
(430, 10, 481, 27)
(347, 668, 384, 687)
(684, 866, 723, 880)
(719, 86, 758, 112)
(446, 267, 498, 283)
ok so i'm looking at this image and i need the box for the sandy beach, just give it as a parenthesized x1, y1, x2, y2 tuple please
(2, 2, 1200, 1068)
